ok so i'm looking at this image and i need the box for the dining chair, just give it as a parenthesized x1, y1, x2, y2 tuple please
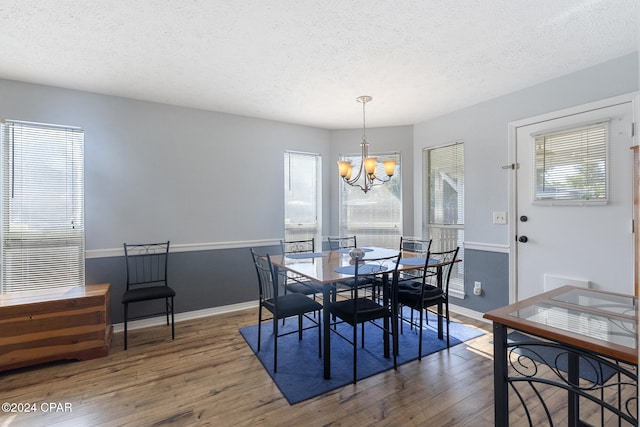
(279, 239, 323, 297)
(326, 252, 400, 383)
(397, 247, 459, 358)
(250, 248, 323, 373)
(122, 241, 176, 350)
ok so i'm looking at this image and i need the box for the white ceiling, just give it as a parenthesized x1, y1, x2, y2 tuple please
(0, 1, 638, 129)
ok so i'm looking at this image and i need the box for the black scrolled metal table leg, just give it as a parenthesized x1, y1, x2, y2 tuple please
(493, 322, 509, 427)
(567, 351, 580, 426)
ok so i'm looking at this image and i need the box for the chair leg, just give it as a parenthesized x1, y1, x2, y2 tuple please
(124, 303, 128, 350)
(165, 297, 170, 326)
(257, 306, 262, 352)
(418, 307, 424, 361)
(274, 315, 278, 373)
(170, 297, 175, 340)
(317, 310, 322, 358)
(445, 301, 450, 348)
(298, 314, 303, 341)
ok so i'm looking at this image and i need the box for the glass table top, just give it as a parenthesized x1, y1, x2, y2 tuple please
(551, 288, 637, 316)
(512, 302, 637, 348)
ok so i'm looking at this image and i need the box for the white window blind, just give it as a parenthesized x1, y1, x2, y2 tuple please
(424, 142, 464, 296)
(284, 151, 321, 244)
(533, 123, 608, 204)
(339, 152, 401, 248)
(1, 120, 85, 293)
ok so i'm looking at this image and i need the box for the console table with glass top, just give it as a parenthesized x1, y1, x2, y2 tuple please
(484, 285, 637, 426)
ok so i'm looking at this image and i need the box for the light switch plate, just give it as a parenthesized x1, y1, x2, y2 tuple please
(493, 211, 507, 224)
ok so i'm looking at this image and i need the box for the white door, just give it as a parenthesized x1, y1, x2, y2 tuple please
(514, 98, 634, 300)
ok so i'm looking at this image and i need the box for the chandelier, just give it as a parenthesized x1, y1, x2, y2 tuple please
(337, 96, 395, 193)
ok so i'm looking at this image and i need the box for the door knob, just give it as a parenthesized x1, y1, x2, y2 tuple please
(520, 215, 528, 222)
(518, 236, 528, 243)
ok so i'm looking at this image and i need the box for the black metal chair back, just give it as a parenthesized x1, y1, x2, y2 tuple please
(251, 249, 278, 304)
(327, 236, 357, 250)
(280, 239, 315, 254)
(399, 237, 432, 281)
(278, 239, 321, 297)
(428, 247, 460, 296)
(124, 242, 170, 290)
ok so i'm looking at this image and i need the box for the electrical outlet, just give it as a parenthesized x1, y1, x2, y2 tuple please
(493, 211, 507, 224)
(473, 281, 482, 296)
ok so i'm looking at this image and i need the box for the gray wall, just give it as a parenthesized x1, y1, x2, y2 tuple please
(414, 52, 639, 312)
(0, 80, 331, 322)
(0, 52, 637, 322)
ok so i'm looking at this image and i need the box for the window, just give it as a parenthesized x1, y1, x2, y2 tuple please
(1, 120, 84, 293)
(423, 142, 464, 296)
(533, 123, 608, 204)
(284, 151, 321, 245)
(339, 152, 401, 248)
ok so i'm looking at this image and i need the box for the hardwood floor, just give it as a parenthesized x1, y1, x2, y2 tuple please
(0, 308, 635, 426)
(1, 308, 493, 426)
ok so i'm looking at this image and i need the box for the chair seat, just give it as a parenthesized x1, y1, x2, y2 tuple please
(329, 298, 388, 325)
(340, 277, 373, 287)
(123, 286, 176, 303)
(397, 279, 421, 291)
(285, 280, 323, 295)
(264, 293, 323, 319)
(397, 283, 444, 308)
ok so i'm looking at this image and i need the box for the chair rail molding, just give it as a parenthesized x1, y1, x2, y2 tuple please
(463, 241, 510, 253)
(86, 239, 281, 259)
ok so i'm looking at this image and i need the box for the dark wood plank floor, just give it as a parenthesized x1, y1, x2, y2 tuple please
(0, 307, 634, 426)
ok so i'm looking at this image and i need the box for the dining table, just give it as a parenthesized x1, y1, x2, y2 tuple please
(484, 285, 638, 426)
(269, 246, 447, 379)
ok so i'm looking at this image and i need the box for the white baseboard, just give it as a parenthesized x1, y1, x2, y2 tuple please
(449, 304, 491, 324)
(112, 300, 259, 333)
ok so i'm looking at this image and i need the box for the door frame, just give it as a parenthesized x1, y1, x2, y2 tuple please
(506, 92, 639, 303)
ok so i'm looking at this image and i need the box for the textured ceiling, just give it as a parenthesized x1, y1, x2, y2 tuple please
(0, 1, 638, 129)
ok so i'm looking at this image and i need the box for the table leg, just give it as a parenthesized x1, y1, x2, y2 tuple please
(323, 284, 331, 379)
(567, 351, 580, 425)
(493, 322, 509, 427)
(382, 273, 390, 359)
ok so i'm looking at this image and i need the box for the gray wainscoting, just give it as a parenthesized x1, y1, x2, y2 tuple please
(86, 244, 281, 324)
(458, 249, 509, 312)
(89, 244, 509, 324)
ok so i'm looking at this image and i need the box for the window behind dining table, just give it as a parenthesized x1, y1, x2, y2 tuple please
(284, 151, 321, 246)
(423, 142, 464, 296)
(1, 120, 85, 294)
(338, 152, 401, 248)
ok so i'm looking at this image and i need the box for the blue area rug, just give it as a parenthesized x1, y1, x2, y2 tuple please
(508, 331, 617, 384)
(239, 309, 484, 404)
